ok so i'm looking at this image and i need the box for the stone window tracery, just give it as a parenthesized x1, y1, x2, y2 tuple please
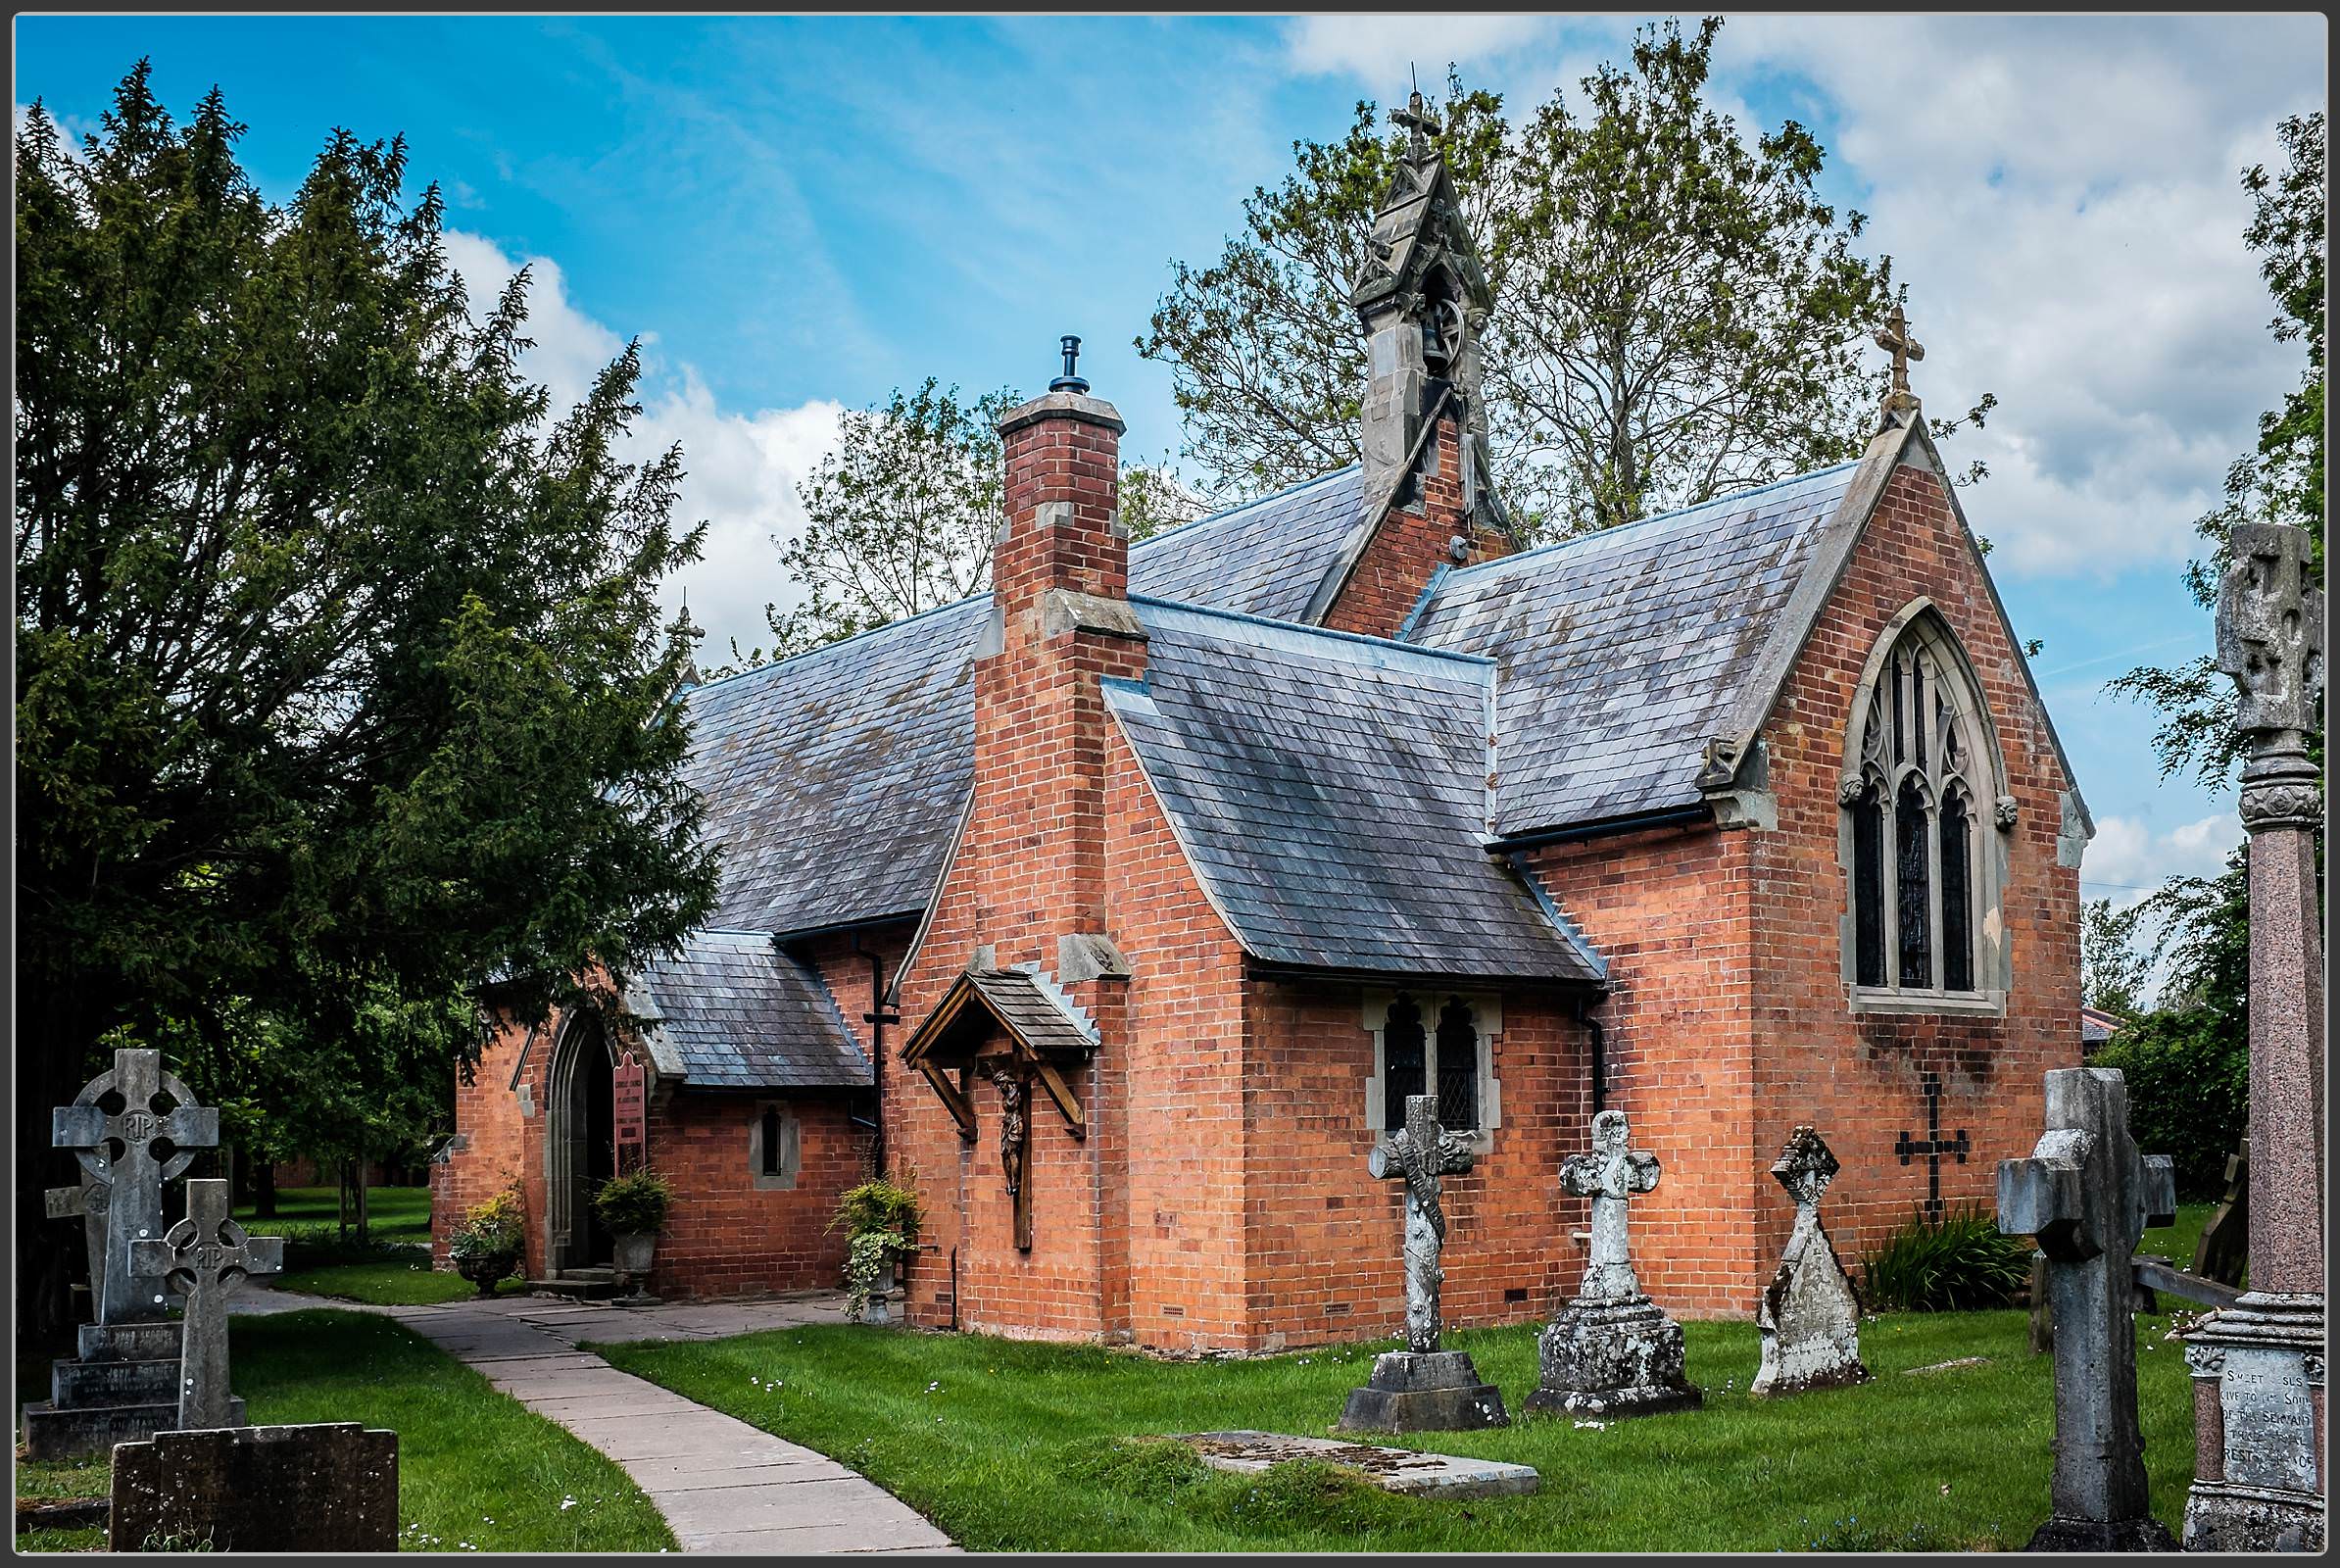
(1841, 606, 2008, 1010)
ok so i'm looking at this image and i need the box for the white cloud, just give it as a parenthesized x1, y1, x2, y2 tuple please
(2081, 810, 2242, 908)
(442, 231, 843, 663)
(1283, 16, 1556, 80)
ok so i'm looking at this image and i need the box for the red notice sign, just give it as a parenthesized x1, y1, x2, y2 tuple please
(613, 1051, 647, 1150)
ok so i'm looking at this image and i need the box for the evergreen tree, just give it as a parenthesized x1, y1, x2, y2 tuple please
(15, 65, 720, 1336)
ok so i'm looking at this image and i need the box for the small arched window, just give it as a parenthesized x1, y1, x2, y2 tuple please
(759, 1105, 784, 1177)
(1843, 608, 2006, 1004)
(1435, 999, 1480, 1131)
(1384, 996, 1427, 1131)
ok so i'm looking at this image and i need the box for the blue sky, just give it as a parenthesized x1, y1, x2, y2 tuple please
(15, 14, 2326, 967)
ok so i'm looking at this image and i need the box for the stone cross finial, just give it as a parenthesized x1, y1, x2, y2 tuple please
(1772, 1125, 1840, 1208)
(1560, 1109, 1662, 1302)
(1392, 88, 1439, 164)
(1998, 1068, 2177, 1549)
(1369, 1093, 1476, 1352)
(52, 1048, 219, 1324)
(1874, 303, 1926, 415)
(129, 1179, 282, 1431)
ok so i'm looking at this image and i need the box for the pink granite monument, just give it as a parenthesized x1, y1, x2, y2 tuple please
(2180, 519, 2324, 1552)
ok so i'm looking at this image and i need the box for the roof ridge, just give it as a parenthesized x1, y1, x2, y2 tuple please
(685, 591, 991, 697)
(1133, 465, 1359, 543)
(1441, 460, 1863, 582)
(1129, 593, 1494, 671)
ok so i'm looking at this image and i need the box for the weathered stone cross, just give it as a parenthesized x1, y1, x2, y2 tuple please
(1561, 1109, 1661, 1303)
(44, 1174, 110, 1311)
(1999, 1067, 2176, 1550)
(1369, 1093, 1475, 1352)
(1875, 303, 1926, 412)
(1895, 1071, 1969, 1222)
(1390, 88, 1440, 162)
(129, 1179, 282, 1431)
(52, 1048, 219, 1324)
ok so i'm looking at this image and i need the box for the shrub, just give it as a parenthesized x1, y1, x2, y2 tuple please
(831, 1176, 923, 1245)
(2091, 1009, 2249, 1200)
(833, 1172, 923, 1317)
(592, 1168, 675, 1237)
(1862, 1203, 2030, 1311)
(448, 1184, 525, 1267)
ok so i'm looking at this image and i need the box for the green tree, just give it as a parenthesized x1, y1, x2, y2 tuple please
(746, 382, 1201, 664)
(15, 65, 720, 1336)
(1139, 20, 1990, 537)
(2078, 898, 2153, 1019)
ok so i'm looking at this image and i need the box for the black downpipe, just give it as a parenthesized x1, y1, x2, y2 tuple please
(950, 1246, 960, 1332)
(853, 932, 898, 1177)
(1573, 993, 1609, 1115)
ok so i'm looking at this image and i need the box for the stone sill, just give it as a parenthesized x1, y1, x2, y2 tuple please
(1849, 988, 2008, 1018)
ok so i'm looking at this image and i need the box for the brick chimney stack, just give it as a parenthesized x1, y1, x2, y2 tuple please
(993, 350, 1129, 620)
(971, 342, 1146, 966)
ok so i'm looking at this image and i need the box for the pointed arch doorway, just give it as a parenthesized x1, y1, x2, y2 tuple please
(545, 1011, 618, 1272)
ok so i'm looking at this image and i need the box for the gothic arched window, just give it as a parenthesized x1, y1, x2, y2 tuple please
(1435, 999, 1480, 1131)
(1842, 608, 2007, 1005)
(1371, 992, 1500, 1141)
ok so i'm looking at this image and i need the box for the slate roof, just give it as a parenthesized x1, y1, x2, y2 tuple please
(1124, 466, 1366, 622)
(629, 929, 870, 1090)
(1410, 464, 1863, 836)
(1103, 599, 1604, 983)
(677, 469, 1373, 939)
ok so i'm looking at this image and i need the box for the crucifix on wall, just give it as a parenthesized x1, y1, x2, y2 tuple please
(986, 1061, 1033, 1251)
(1896, 1070, 1970, 1222)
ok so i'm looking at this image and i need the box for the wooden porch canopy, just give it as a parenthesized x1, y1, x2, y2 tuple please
(898, 966, 1095, 1142)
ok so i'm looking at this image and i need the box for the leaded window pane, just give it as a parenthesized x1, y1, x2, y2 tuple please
(1385, 996, 1426, 1131)
(1896, 775, 1932, 988)
(1435, 999, 1479, 1131)
(1942, 792, 1974, 992)
(1854, 784, 1887, 987)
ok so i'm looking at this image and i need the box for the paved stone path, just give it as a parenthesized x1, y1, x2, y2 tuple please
(239, 1286, 958, 1553)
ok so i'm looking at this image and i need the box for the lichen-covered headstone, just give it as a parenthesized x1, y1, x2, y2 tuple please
(1998, 1067, 2177, 1551)
(1751, 1127, 1870, 1396)
(1525, 1109, 1702, 1419)
(1336, 1095, 1508, 1432)
(110, 1423, 399, 1552)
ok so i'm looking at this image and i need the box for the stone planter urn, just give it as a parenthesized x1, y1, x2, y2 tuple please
(457, 1251, 516, 1298)
(612, 1233, 658, 1299)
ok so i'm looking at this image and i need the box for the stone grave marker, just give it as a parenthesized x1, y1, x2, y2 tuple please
(2181, 516, 2325, 1553)
(1335, 1094, 1508, 1432)
(44, 1172, 110, 1317)
(110, 1423, 400, 1552)
(1997, 1066, 2177, 1550)
(129, 1177, 283, 1430)
(23, 1050, 233, 1460)
(51, 1046, 219, 1323)
(1750, 1126, 1871, 1396)
(1526, 1109, 1702, 1419)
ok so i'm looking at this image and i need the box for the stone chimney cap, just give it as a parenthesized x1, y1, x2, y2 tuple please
(996, 388, 1126, 438)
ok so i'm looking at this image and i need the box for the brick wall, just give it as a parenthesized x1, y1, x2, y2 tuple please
(1241, 978, 1594, 1350)
(1746, 458, 2082, 1277)
(1525, 824, 1764, 1316)
(436, 995, 876, 1298)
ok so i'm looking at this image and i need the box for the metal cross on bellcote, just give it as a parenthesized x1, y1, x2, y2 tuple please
(1896, 1070, 1970, 1222)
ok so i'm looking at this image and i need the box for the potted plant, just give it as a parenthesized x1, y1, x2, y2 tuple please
(448, 1185, 525, 1296)
(593, 1168, 674, 1298)
(831, 1173, 922, 1323)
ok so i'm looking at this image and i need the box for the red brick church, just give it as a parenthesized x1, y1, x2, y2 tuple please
(436, 121, 2089, 1349)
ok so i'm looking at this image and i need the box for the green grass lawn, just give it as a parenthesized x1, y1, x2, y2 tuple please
(601, 1303, 2201, 1552)
(16, 1310, 672, 1553)
(269, 1258, 529, 1307)
(236, 1184, 434, 1245)
(2141, 1201, 2221, 1281)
